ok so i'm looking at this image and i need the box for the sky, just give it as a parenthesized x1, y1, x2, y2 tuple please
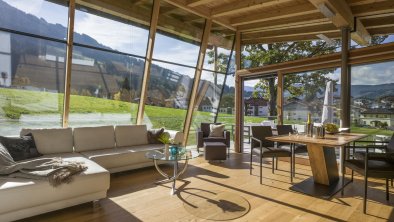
(4, 0, 394, 88)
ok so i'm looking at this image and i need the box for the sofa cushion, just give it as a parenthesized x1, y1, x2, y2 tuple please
(209, 124, 225, 137)
(166, 130, 184, 145)
(81, 144, 163, 170)
(20, 128, 73, 154)
(115, 125, 148, 147)
(0, 153, 110, 217)
(147, 128, 164, 144)
(74, 126, 115, 152)
(0, 135, 42, 161)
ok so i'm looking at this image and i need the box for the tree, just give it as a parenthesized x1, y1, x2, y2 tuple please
(245, 36, 388, 116)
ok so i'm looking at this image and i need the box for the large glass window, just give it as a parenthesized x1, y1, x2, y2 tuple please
(144, 61, 195, 131)
(187, 23, 235, 146)
(74, 1, 151, 57)
(0, 0, 68, 135)
(350, 61, 394, 141)
(0, 0, 68, 40)
(144, 1, 205, 131)
(0, 33, 66, 135)
(68, 46, 144, 127)
(187, 71, 226, 146)
(283, 68, 341, 131)
(69, 0, 152, 127)
(216, 52, 236, 140)
(242, 40, 341, 69)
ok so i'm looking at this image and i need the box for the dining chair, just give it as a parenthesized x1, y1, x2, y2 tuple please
(276, 125, 308, 176)
(250, 126, 293, 184)
(351, 133, 394, 186)
(342, 145, 394, 213)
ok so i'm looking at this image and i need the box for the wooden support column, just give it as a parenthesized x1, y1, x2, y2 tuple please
(340, 26, 351, 129)
(234, 30, 242, 153)
(182, 19, 212, 146)
(276, 71, 284, 125)
(137, 0, 161, 125)
(62, 0, 75, 128)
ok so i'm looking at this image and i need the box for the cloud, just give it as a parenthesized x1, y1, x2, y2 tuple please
(74, 12, 148, 56)
(351, 62, 394, 85)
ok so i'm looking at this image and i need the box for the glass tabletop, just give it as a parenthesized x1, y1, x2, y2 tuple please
(145, 148, 199, 161)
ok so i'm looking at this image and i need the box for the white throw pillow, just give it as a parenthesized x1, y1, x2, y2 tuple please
(209, 124, 225, 137)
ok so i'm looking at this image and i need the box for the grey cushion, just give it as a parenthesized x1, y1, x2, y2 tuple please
(0, 134, 42, 161)
(147, 128, 164, 144)
(209, 124, 225, 137)
(74, 126, 115, 152)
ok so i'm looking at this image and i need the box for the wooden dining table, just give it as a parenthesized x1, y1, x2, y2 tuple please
(266, 133, 367, 199)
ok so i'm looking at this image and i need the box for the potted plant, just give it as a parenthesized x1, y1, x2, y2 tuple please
(324, 123, 339, 134)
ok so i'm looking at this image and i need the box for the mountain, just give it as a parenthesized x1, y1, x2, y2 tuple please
(350, 83, 394, 100)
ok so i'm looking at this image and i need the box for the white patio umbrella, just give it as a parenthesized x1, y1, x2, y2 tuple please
(321, 81, 334, 124)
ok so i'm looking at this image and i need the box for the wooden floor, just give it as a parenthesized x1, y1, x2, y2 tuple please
(22, 153, 394, 222)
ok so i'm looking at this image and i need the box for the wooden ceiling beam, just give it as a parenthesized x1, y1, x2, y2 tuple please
(352, 1, 394, 17)
(351, 18, 371, 45)
(242, 23, 337, 40)
(347, 0, 387, 7)
(238, 13, 330, 33)
(308, 0, 372, 45)
(362, 15, 394, 29)
(230, 3, 319, 26)
(163, 0, 236, 30)
(308, 0, 354, 28)
(368, 26, 394, 35)
(186, 0, 216, 7)
(211, 0, 294, 18)
(241, 34, 341, 45)
(243, 19, 332, 34)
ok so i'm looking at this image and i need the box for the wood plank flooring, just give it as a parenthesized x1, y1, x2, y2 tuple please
(20, 153, 394, 222)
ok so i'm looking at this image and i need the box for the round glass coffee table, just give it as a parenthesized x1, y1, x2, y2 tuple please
(145, 148, 199, 195)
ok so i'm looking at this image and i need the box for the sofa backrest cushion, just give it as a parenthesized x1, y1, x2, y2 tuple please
(74, 126, 115, 152)
(115, 125, 148, 147)
(20, 128, 73, 154)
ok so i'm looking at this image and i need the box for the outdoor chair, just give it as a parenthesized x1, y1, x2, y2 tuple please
(197, 123, 230, 155)
(342, 143, 394, 214)
(276, 125, 308, 176)
(250, 126, 293, 184)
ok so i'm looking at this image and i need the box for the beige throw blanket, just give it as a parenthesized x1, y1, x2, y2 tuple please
(0, 145, 87, 187)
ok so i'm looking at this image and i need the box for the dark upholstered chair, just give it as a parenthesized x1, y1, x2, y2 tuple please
(342, 133, 394, 214)
(276, 125, 307, 176)
(250, 126, 293, 184)
(197, 123, 230, 154)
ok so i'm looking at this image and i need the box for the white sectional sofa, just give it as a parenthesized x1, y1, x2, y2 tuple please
(0, 125, 183, 222)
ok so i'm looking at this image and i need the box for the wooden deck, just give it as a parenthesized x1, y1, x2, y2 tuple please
(22, 153, 394, 222)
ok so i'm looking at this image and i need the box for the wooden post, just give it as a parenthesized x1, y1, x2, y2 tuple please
(340, 26, 350, 129)
(182, 19, 212, 146)
(136, 0, 161, 125)
(277, 71, 283, 125)
(62, 0, 75, 128)
(234, 30, 242, 153)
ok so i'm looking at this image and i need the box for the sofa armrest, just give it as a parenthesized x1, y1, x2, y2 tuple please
(197, 130, 204, 148)
(164, 130, 184, 145)
(224, 130, 230, 147)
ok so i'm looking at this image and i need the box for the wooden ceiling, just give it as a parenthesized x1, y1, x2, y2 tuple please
(163, 0, 394, 45)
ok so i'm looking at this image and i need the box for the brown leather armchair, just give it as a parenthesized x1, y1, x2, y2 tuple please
(196, 123, 230, 152)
